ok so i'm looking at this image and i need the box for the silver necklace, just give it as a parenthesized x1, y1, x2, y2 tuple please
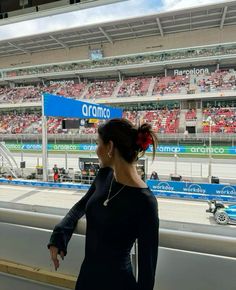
(103, 176, 126, 206)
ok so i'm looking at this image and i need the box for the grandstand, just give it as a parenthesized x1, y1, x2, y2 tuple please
(0, 0, 236, 144)
(0, 1, 127, 24)
(1, 4, 236, 290)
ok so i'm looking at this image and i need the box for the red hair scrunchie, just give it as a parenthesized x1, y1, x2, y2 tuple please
(136, 132, 152, 150)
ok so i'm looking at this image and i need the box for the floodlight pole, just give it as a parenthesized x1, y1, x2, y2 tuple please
(42, 94, 48, 182)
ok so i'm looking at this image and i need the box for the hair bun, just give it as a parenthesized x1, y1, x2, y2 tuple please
(136, 124, 153, 151)
(138, 123, 152, 134)
(98, 118, 157, 163)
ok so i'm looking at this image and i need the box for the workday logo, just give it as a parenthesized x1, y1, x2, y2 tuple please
(183, 184, 206, 194)
(154, 182, 174, 192)
(216, 186, 236, 196)
(82, 104, 110, 119)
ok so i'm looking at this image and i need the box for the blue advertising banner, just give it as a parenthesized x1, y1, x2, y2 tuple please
(0, 178, 90, 190)
(43, 93, 123, 119)
(1, 178, 235, 202)
(147, 180, 236, 202)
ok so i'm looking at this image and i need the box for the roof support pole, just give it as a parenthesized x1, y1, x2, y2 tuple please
(99, 27, 113, 44)
(156, 17, 164, 37)
(220, 6, 228, 29)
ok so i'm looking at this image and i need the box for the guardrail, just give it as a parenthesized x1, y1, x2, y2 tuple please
(0, 133, 236, 143)
(0, 208, 235, 258)
(1, 210, 236, 290)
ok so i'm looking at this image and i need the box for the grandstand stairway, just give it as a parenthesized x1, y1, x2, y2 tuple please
(0, 142, 19, 178)
(147, 77, 156, 96)
(178, 109, 186, 133)
(111, 80, 123, 98)
(196, 109, 203, 133)
(23, 121, 40, 134)
(80, 84, 90, 99)
(189, 75, 197, 91)
(191, 75, 202, 93)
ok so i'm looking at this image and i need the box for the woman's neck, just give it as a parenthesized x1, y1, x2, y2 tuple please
(112, 161, 143, 187)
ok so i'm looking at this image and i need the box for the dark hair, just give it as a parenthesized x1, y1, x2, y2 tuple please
(98, 118, 158, 163)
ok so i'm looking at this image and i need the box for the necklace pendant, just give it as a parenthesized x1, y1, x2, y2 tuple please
(103, 199, 109, 206)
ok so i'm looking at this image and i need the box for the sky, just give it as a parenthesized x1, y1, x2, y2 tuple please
(0, 0, 229, 41)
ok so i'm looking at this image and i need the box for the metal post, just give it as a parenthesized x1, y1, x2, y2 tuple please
(65, 151, 68, 170)
(208, 119, 212, 183)
(134, 239, 138, 281)
(20, 146, 23, 162)
(174, 153, 177, 175)
(164, 68, 167, 77)
(20, 138, 24, 178)
(118, 70, 122, 82)
(42, 95, 48, 182)
(190, 162, 193, 181)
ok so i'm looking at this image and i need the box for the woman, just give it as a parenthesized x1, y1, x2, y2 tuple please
(48, 118, 159, 290)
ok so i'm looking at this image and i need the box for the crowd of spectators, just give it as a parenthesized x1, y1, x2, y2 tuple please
(1, 70, 236, 104)
(0, 112, 41, 134)
(0, 112, 66, 134)
(202, 107, 236, 133)
(78, 126, 97, 134)
(37, 118, 64, 134)
(50, 82, 88, 99)
(195, 70, 236, 93)
(117, 77, 151, 97)
(185, 109, 197, 121)
(3, 44, 236, 78)
(87, 80, 118, 99)
(0, 86, 41, 103)
(1, 105, 236, 134)
(123, 108, 180, 133)
(152, 75, 190, 95)
(0, 107, 180, 134)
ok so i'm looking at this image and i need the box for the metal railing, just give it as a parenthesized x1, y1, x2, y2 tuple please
(0, 133, 235, 143)
(1, 208, 236, 258)
(1, 208, 236, 290)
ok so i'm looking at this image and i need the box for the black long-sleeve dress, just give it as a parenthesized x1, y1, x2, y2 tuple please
(48, 167, 159, 290)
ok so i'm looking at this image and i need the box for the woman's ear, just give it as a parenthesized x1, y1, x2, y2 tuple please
(107, 140, 114, 157)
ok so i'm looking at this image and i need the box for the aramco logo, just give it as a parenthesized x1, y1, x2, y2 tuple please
(82, 104, 111, 119)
